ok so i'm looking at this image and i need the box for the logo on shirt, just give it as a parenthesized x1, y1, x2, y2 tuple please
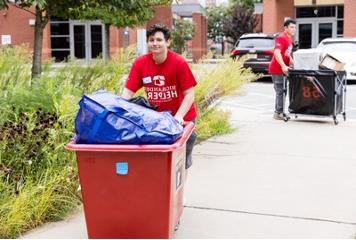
(142, 76, 152, 84)
(153, 75, 165, 86)
(285, 45, 293, 57)
(143, 75, 178, 103)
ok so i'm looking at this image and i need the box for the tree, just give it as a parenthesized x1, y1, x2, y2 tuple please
(207, 5, 228, 55)
(222, 3, 258, 44)
(229, 0, 260, 8)
(171, 18, 195, 54)
(69, 0, 171, 60)
(0, 0, 171, 79)
(0, 0, 91, 79)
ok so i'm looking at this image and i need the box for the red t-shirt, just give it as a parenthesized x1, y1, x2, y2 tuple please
(125, 50, 197, 121)
(268, 32, 293, 74)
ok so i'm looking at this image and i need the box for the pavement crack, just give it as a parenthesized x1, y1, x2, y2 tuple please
(184, 205, 356, 226)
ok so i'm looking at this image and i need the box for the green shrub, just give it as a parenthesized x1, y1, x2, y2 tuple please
(0, 45, 31, 91)
(193, 56, 257, 141)
(0, 47, 135, 238)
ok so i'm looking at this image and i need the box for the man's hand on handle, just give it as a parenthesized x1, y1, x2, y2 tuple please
(282, 65, 290, 75)
(174, 116, 184, 125)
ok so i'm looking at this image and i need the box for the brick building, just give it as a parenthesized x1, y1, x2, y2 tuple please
(0, 5, 139, 61)
(262, 0, 356, 48)
(172, 0, 208, 62)
(0, 3, 207, 62)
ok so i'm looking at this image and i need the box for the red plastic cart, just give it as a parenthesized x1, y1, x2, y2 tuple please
(66, 122, 195, 239)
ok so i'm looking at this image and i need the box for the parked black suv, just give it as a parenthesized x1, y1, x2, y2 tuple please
(230, 33, 276, 74)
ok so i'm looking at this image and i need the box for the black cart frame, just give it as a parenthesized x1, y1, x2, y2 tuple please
(282, 69, 347, 125)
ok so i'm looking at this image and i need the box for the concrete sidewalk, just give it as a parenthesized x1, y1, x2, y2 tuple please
(23, 83, 356, 238)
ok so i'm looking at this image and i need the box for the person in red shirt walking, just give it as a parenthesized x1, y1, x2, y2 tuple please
(121, 24, 197, 169)
(268, 19, 296, 120)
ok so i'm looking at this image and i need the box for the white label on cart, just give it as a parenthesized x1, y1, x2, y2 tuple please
(175, 148, 185, 191)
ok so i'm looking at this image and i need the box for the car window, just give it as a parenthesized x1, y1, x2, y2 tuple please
(237, 38, 275, 48)
(317, 42, 356, 52)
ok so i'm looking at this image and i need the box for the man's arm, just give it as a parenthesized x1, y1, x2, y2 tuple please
(174, 87, 195, 124)
(121, 87, 135, 100)
(274, 49, 289, 75)
(289, 55, 294, 68)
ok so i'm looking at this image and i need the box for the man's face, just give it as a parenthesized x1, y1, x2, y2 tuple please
(147, 31, 170, 54)
(285, 23, 296, 37)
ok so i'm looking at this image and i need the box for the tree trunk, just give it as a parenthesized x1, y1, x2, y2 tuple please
(31, 8, 44, 79)
(104, 24, 110, 61)
(221, 37, 225, 55)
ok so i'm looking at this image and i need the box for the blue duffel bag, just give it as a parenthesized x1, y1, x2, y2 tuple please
(74, 90, 183, 144)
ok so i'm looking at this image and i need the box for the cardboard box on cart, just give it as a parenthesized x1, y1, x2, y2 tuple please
(319, 53, 345, 71)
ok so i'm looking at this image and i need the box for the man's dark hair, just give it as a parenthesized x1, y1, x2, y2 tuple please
(146, 24, 171, 41)
(284, 19, 296, 27)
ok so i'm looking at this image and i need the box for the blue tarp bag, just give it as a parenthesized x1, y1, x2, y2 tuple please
(74, 90, 184, 144)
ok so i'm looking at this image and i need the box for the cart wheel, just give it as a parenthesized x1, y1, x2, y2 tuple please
(343, 113, 346, 121)
(294, 115, 298, 119)
(333, 116, 339, 125)
(174, 220, 180, 231)
(283, 114, 290, 122)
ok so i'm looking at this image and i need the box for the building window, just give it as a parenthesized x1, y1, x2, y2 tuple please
(51, 37, 70, 49)
(50, 17, 70, 62)
(337, 5, 344, 37)
(51, 23, 69, 35)
(296, 6, 336, 18)
(90, 25, 103, 58)
(296, 5, 343, 38)
(337, 20, 344, 36)
(337, 5, 344, 18)
(51, 50, 71, 62)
